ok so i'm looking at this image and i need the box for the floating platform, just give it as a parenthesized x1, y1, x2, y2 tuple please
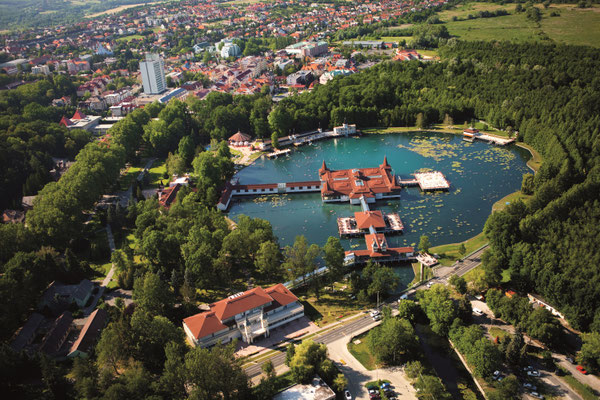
(413, 171, 450, 191)
(337, 211, 403, 237)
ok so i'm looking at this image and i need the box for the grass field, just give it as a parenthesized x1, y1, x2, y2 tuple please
(298, 282, 370, 327)
(116, 34, 145, 43)
(444, 13, 541, 43)
(439, 3, 600, 47)
(437, 2, 514, 22)
(347, 333, 378, 370)
(86, 2, 161, 18)
(491, 190, 532, 212)
(429, 232, 488, 266)
(381, 36, 412, 43)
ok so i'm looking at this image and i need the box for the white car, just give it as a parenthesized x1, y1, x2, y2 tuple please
(372, 314, 382, 321)
(400, 293, 408, 300)
(344, 390, 352, 400)
(473, 307, 483, 316)
(529, 392, 544, 399)
(370, 310, 381, 317)
(527, 370, 541, 377)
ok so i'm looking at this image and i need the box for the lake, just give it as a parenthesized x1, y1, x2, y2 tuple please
(228, 132, 530, 287)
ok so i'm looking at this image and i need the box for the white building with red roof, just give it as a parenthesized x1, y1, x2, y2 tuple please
(183, 284, 304, 348)
(59, 110, 101, 132)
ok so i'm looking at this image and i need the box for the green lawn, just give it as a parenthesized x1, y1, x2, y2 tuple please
(347, 333, 378, 370)
(118, 165, 143, 191)
(299, 285, 369, 327)
(488, 327, 510, 342)
(492, 190, 532, 213)
(429, 232, 488, 266)
(381, 36, 412, 43)
(147, 159, 168, 187)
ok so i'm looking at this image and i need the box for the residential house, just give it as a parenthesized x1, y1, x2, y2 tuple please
(68, 308, 108, 358)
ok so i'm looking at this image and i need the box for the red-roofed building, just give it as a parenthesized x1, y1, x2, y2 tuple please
(183, 284, 304, 347)
(319, 157, 401, 204)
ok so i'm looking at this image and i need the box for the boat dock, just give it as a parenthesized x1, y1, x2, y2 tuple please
(266, 148, 291, 159)
(396, 172, 450, 191)
(463, 128, 515, 146)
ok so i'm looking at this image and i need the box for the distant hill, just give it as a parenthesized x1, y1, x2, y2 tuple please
(0, 0, 160, 31)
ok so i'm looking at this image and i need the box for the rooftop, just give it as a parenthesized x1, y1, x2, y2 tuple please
(273, 376, 336, 400)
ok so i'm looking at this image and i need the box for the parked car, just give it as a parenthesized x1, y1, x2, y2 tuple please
(370, 310, 380, 317)
(400, 293, 408, 300)
(523, 383, 537, 391)
(576, 365, 588, 374)
(344, 389, 352, 400)
(529, 391, 544, 399)
(372, 314, 382, 321)
(527, 370, 541, 377)
(566, 357, 575, 364)
(473, 307, 483, 316)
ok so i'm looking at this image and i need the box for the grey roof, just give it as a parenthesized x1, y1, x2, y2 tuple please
(11, 313, 44, 351)
(72, 279, 93, 304)
(40, 311, 73, 355)
(69, 308, 108, 356)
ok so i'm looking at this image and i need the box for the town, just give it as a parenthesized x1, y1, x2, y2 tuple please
(1, 1, 600, 400)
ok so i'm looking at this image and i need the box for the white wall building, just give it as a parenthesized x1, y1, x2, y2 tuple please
(139, 53, 166, 95)
(220, 43, 241, 58)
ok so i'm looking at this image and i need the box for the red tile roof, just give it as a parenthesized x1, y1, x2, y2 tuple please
(210, 286, 273, 321)
(72, 110, 87, 120)
(183, 311, 228, 339)
(354, 210, 385, 230)
(265, 284, 299, 309)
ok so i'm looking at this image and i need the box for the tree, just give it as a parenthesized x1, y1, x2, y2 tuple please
(417, 285, 458, 336)
(397, 300, 419, 324)
(282, 235, 321, 286)
(521, 173, 535, 195)
(419, 235, 431, 253)
(132, 272, 173, 317)
(504, 331, 525, 366)
(578, 332, 600, 372)
(285, 343, 296, 366)
(449, 274, 467, 294)
(184, 342, 251, 400)
(332, 374, 348, 392)
(254, 241, 282, 277)
(268, 106, 293, 137)
(490, 375, 520, 400)
(323, 236, 345, 285)
(368, 317, 419, 365)
(414, 374, 451, 400)
(458, 243, 467, 258)
(466, 338, 503, 377)
(270, 131, 279, 149)
(367, 265, 400, 300)
(525, 308, 562, 347)
(415, 112, 425, 129)
(288, 339, 328, 384)
(526, 6, 542, 22)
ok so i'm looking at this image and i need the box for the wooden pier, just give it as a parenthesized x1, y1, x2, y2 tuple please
(266, 148, 291, 159)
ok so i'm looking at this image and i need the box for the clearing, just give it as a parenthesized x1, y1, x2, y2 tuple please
(86, 2, 162, 18)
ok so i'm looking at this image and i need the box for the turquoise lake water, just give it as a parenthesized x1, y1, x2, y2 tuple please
(228, 132, 531, 288)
